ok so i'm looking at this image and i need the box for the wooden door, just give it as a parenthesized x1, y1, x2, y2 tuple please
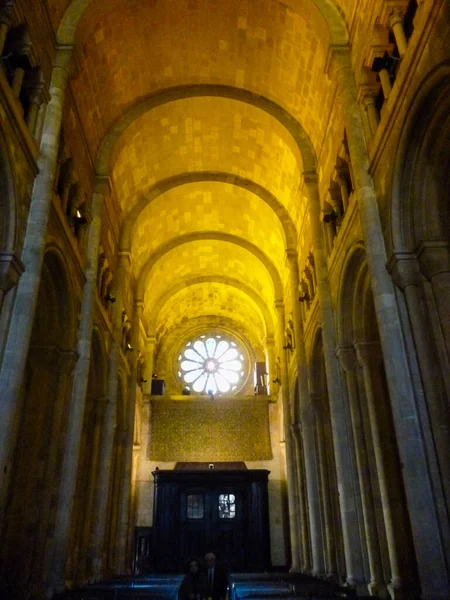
(179, 487, 245, 570)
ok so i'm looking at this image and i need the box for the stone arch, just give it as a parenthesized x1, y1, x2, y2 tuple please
(121, 171, 297, 250)
(391, 63, 450, 251)
(2, 245, 77, 587)
(389, 63, 450, 544)
(336, 242, 367, 345)
(57, 0, 347, 51)
(97, 85, 317, 175)
(146, 274, 275, 339)
(137, 232, 284, 301)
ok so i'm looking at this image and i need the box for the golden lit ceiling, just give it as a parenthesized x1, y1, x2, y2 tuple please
(49, 0, 350, 372)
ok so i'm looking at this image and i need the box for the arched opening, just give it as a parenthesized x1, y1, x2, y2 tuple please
(337, 247, 417, 596)
(68, 329, 108, 583)
(1, 249, 76, 593)
(391, 69, 450, 522)
(309, 329, 345, 583)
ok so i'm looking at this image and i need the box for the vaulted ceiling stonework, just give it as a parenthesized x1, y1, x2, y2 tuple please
(0, 0, 449, 598)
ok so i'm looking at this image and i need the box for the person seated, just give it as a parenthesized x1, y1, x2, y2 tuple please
(204, 552, 228, 600)
(179, 558, 208, 600)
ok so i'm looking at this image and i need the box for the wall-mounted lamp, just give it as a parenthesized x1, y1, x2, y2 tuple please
(272, 377, 281, 385)
(126, 342, 134, 352)
(105, 292, 116, 303)
(299, 292, 310, 303)
(371, 51, 399, 76)
(283, 341, 293, 351)
(73, 210, 87, 226)
(322, 211, 337, 224)
(140, 377, 148, 384)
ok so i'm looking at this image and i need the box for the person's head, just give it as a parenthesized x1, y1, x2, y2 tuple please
(204, 553, 216, 569)
(188, 559, 200, 574)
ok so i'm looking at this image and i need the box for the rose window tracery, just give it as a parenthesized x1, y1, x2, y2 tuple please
(178, 335, 245, 394)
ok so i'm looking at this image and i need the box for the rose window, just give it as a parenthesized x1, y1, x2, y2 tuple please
(178, 335, 245, 394)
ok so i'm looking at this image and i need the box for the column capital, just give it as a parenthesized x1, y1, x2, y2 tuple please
(354, 341, 383, 368)
(388, 7, 404, 29)
(416, 240, 450, 280)
(0, 252, 24, 292)
(117, 250, 132, 265)
(274, 300, 284, 312)
(303, 171, 319, 187)
(387, 251, 422, 289)
(357, 82, 381, 107)
(324, 44, 352, 80)
(93, 175, 111, 196)
(264, 335, 275, 348)
(146, 335, 157, 346)
(53, 44, 75, 74)
(335, 344, 358, 372)
(285, 248, 298, 267)
(378, 0, 409, 27)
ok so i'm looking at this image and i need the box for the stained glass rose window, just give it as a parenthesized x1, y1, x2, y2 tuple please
(178, 335, 245, 394)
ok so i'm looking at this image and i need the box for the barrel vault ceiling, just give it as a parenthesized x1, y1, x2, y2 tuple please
(47, 0, 351, 362)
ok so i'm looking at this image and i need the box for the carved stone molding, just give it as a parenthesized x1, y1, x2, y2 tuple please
(0, 251, 24, 292)
(354, 341, 383, 369)
(335, 344, 358, 372)
(416, 240, 450, 280)
(387, 251, 422, 289)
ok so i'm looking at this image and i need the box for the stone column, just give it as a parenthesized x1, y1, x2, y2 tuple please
(265, 336, 277, 396)
(334, 169, 350, 212)
(302, 400, 325, 577)
(355, 341, 414, 598)
(0, 44, 74, 522)
(336, 346, 385, 596)
(89, 250, 131, 577)
(46, 179, 106, 593)
(275, 300, 301, 571)
(291, 422, 312, 573)
(116, 299, 143, 573)
(389, 10, 408, 58)
(78, 396, 108, 582)
(389, 253, 450, 513)
(142, 335, 156, 397)
(331, 47, 449, 599)
(314, 395, 337, 580)
(303, 175, 365, 586)
(361, 91, 380, 138)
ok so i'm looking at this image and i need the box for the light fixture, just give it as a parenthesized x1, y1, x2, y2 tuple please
(299, 291, 310, 303)
(105, 292, 116, 303)
(140, 377, 148, 384)
(322, 211, 337, 224)
(73, 210, 87, 226)
(371, 51, 399, 76)
(126, 342, 134, 352)
(272, 377, 281, 385)
(283, 341, 293, 351)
